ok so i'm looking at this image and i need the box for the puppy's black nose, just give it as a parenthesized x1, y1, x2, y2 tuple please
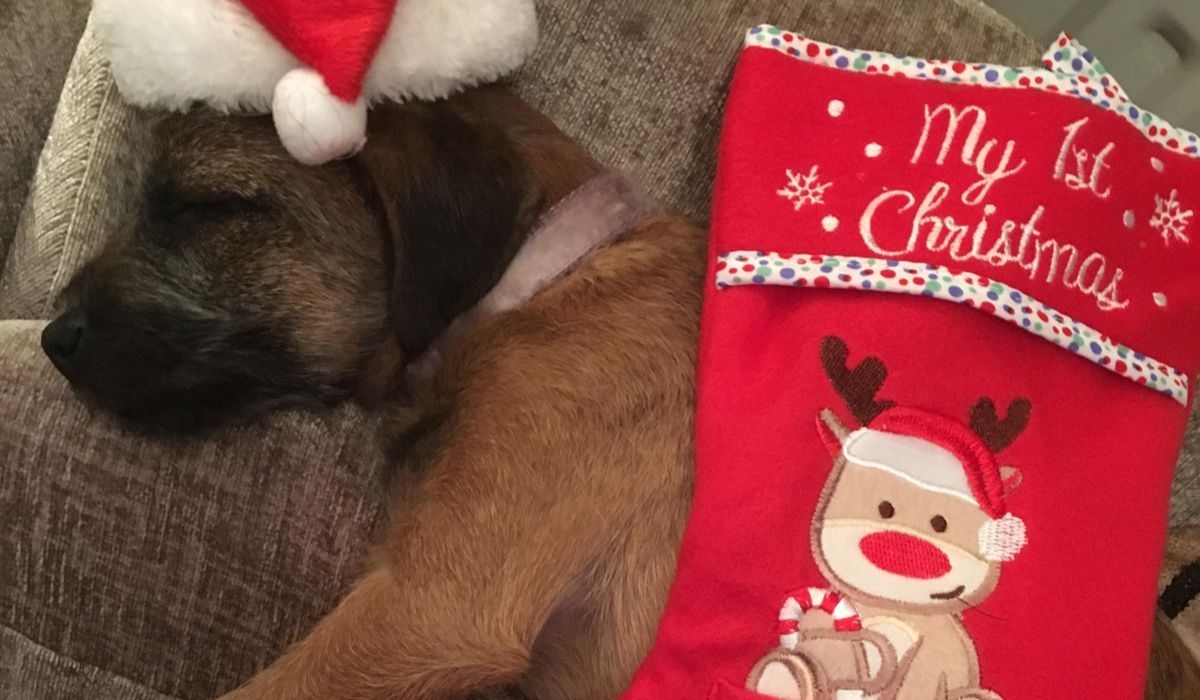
(42, 309, 88, 372)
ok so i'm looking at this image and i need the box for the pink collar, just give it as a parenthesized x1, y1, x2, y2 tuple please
(407, 171, 655, 384)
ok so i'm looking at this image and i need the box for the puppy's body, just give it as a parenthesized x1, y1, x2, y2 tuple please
(48, 88, 1197, 698)
(229, 215, 703, 699)
(397, 217, 702, 698)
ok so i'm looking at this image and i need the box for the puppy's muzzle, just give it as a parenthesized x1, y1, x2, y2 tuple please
(42, 308, 89, 380)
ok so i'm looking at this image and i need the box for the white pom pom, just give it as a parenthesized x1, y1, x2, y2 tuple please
(272, 68, 368, 166)
(978, 513, 1027, 562)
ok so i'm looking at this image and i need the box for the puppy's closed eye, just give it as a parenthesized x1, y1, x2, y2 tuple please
(148, 186, 272, 224)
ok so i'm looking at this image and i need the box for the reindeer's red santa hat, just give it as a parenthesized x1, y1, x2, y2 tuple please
(842, 407, 1028, 562)
(93, 0, 537, 165)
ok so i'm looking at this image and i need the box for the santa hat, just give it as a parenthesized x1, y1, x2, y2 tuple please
(842, 407, 1028, 562)
(92, 0, 538, 165)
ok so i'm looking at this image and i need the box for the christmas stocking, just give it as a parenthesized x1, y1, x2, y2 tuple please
(622, 27, 1200, 700)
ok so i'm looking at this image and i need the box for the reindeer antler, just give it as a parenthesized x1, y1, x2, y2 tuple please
(820, 336, 896, 426)
(969, 398, 1032, 453)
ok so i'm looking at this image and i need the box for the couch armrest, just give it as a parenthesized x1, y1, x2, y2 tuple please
(0, 19, 153, 321)
(0, 0, 90, 275)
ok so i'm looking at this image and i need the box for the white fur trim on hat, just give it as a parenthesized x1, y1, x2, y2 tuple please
(366, 0, 538, 103)
(842, 429, 977, 505)
(93, 0, 537, 110)
(978, 513, 1027, 562)
(93, 0, 538, 164)
(94, 0, 296, 113)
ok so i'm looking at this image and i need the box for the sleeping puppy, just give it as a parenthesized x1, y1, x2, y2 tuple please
(43, 88, 553, 434)
(44, 86, 1200, 699)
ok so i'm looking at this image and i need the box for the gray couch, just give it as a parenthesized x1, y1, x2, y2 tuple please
(1, 1, 1196, 698)
(0, 0, 90, 268)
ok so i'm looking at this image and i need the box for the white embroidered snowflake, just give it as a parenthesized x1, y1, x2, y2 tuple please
(777, 166, 832, 211)
(1150, 189, 1193, 246)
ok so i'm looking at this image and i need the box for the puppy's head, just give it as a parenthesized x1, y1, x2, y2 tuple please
(45, 95, 538, 433)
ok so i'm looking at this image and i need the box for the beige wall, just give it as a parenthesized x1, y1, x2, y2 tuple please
(986, 0, 1200, 132)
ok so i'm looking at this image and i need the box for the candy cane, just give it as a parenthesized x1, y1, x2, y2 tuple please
(776, 587, 862, 649)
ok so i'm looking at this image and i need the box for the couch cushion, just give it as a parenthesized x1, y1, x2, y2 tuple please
(1177, 413, 1200, 525)
(0, 626, 174, 700)
(0, 320, 389, 699)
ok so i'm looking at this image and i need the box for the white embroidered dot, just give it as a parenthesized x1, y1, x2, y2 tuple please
(822, 215, 841, 232)
(827, 99, 845, 118)
(1154, 292, 1169, 308)
(1151, 157, 1165, 173)
(1124, 210, 1136, 229)
(865, 143, 883, 158)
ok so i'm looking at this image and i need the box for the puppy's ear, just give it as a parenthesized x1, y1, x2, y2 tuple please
(355, 103, 533, 358)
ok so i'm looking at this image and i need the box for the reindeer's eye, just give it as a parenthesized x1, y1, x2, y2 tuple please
(878, 501, 895, 519)
(931, 515, 948, 533)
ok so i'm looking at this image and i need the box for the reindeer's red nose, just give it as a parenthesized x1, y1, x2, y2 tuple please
(859, 531, 952, 579)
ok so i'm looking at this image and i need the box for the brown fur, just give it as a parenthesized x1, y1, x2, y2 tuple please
(53, 87, 1198, 698)
(1148, 613, 1200, 700)
(222, 209, 703, 699)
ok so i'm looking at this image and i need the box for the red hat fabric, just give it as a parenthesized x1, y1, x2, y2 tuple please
(865, 407, 1008, 519)
(621, 26, 1200, 700)
(240, 0, 398, 102)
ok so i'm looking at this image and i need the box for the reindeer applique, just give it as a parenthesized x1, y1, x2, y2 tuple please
(747, 337, 1031, 700)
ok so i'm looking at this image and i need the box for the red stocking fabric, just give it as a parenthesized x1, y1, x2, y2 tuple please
(623, 27, 1200, 700)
